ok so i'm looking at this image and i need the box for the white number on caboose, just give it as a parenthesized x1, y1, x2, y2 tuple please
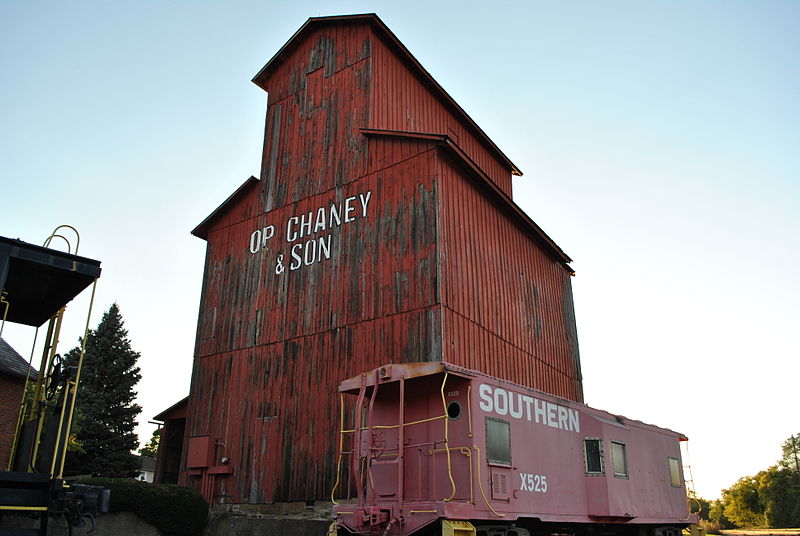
(520, 473, 548, 493)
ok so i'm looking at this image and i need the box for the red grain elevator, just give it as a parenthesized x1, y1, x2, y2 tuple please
(183, 13, 583, 506)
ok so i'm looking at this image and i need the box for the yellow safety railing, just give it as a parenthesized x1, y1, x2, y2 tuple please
(6, 225, 96, 477)
(332, 371, 458, 503)
(330, 370, 504, 518)
(43, 224, 80, 254)
(440, 372, 456, 501)
(472, 445, 506, 518)
(427, 446, 474, 505)
(57, 278, 97, 478)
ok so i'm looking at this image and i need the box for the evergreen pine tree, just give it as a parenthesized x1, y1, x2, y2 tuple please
(65, 303, 142, 477)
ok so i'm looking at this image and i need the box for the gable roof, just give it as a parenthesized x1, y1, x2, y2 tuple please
(153, 396, 189, 422)
(0, 337, 37, 380)
(191, 176, 260, 240)
(361, 128, 572, 268)
(252, 13, 522, 177)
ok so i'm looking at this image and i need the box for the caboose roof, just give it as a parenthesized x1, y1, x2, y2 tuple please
(0, 235, 101, 326)
(252, 13, 522, 177)
(340, 361, 687, 440)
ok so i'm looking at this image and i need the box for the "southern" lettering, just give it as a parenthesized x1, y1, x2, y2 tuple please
(478, 384, 580, 433)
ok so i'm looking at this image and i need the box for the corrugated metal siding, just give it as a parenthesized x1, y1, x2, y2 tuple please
(437, 153, 583, 402)
(369, 28, 514, 196)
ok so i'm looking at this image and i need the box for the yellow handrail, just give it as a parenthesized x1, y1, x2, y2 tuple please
(467, 385, 473, 438)
(427, 446, 474, 504)
(332, 371, 478, 508)
(440, 372, 456, 502)
(370, 414, 446, 430)
(0, 290, 9, 339)
(57, 277, 97, 478)
(30, 311, 65, 472)
(331, 393, 346, 504)
(472, 445, 506, 518)
(43, 225, 80, 254)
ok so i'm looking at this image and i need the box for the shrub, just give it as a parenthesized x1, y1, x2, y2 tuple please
(79, 478, 208, 536)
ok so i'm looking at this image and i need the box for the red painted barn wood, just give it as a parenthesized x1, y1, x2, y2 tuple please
(152, 397, 188, 485)
(185, 14, 582, 505)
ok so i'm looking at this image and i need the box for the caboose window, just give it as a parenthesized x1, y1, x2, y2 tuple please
(485, 417, 511, 465)
(611, 441, 628, 478)
(584, 438, 604, 475)
(669, 457, 682, 486)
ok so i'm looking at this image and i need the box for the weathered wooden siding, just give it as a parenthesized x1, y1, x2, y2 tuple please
(188, 142, 444, 501)
(436, 153, 583, 402)
(188, 306, 442, 503)
(258, 24, 373, 212)
(183, 14, 582, 505)
(369, 27, 514, 196)
(196, 150, 440, 357)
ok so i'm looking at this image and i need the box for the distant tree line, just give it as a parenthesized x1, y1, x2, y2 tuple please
(694, 433, 800, 530)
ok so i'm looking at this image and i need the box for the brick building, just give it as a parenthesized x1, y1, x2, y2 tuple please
(0, 338, 36, 469)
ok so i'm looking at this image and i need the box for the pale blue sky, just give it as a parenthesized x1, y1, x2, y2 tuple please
(1, 1, 797, 500)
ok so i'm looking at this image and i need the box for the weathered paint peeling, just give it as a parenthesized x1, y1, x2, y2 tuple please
(183, 16, 581, 504)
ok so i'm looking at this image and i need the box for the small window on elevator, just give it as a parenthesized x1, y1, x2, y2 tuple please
(669, 457, 682, 486)
(611, 441, 628, 478)
(485, 417, 511, 465)
(584, 438, 604, 475)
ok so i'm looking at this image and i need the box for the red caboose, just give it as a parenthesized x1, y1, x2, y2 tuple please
(332, 362, 695, 536)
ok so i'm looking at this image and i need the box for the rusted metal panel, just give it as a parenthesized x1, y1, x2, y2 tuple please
(183, 15, 582, 505)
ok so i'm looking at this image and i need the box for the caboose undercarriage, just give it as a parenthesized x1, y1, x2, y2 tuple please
(334, 518, 692, 536)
